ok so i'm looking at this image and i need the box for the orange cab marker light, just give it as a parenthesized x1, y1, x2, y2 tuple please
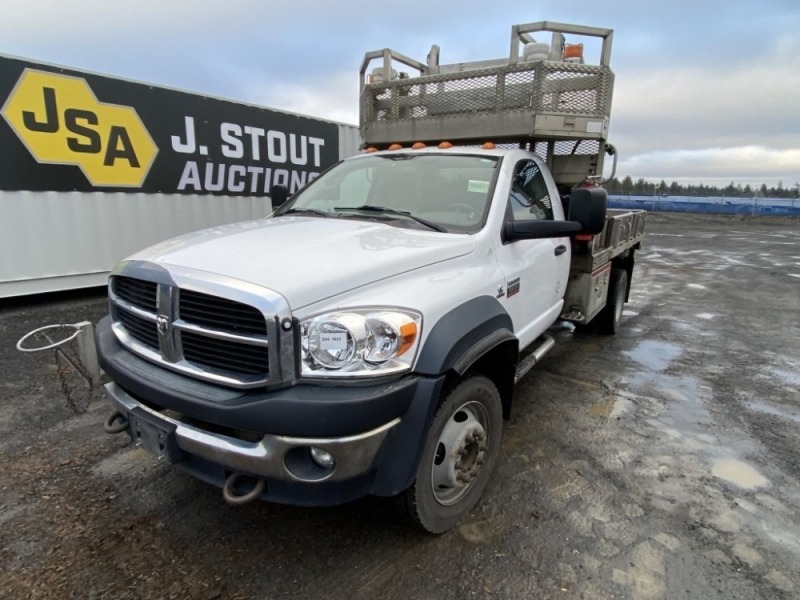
(438, 141, 453, 149)
(412, 142, 426, 149)
(388, 143, 403, 150)
(564, 43, 584, 59)
(482, 141, 496, 149)
(365, 147, 379, 153)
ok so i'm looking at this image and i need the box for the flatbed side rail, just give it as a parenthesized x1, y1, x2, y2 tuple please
(571, 210, 646, 273)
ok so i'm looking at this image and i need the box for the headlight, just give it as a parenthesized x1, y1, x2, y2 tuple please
(301, 309, 421, 377)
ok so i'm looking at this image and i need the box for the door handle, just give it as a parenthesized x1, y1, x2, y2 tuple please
(554, 244, 567, 256)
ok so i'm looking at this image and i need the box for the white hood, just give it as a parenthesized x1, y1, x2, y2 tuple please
(128, 216, 476, 309)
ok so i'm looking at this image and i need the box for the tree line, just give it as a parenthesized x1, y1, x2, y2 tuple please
(605, 177, 800, 199)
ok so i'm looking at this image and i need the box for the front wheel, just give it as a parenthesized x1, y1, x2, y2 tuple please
(398, 375, 502, 533)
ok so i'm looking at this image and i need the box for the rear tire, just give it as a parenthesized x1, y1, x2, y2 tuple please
(398, 375, 502, 533)
(597, 268, 627, 335)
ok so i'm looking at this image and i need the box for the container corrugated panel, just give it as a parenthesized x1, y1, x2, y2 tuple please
(0, 191, 272, 298)
(338, 124, 361, 157)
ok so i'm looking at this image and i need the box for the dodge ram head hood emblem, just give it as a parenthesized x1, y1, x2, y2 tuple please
(156, 315, 169, 335)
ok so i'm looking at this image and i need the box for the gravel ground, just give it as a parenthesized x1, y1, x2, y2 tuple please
(1, 212, 799, 599)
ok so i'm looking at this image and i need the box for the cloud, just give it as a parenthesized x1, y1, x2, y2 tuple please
(613, 56, 800, 150)
(620, 146, 800, 186)
(245, 71, 359, 126)
(609, 36, 800, 184)
(2, 0, 799, 186)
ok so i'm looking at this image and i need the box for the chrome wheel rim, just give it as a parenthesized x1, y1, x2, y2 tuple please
(430, 401, 489, 506)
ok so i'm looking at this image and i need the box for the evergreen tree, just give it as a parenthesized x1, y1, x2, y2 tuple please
(621, 176, 634, 195)
(604, 176, 795, 199)
(723, 181, 736, 197)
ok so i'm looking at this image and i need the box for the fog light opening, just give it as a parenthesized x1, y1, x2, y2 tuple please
(284, 446, 336, 482)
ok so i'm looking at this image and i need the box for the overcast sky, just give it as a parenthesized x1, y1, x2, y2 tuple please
(2, 0, 799, 188)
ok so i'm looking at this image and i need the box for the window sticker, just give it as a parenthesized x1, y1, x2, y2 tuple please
(320, 333, 347, 351)
(467, 180, 489, 193)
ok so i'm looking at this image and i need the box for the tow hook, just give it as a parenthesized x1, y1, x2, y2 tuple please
(103, 411, 129, 434)
(222, 473, 266, 506)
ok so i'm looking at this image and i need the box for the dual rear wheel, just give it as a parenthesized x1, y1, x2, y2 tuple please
(596, 267, 628, 335)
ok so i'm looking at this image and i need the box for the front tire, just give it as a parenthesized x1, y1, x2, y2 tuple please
(398, 375, 502, 533)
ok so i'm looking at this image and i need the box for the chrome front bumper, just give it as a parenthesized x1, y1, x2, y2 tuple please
(105, 382, 400, 483)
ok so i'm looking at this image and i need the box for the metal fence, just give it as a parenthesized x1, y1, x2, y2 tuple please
(608, 195, 800, 217)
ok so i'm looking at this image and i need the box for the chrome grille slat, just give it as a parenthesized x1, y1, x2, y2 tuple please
(174, 321, 269, 346)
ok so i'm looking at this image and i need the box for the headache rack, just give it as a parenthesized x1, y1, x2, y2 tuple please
(359, 21, 617, 186)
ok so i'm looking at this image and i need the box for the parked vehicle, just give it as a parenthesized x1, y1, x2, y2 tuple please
(96, 21, 645, 532)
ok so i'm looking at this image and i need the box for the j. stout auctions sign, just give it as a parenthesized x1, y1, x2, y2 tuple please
(0, 55, 339, 195)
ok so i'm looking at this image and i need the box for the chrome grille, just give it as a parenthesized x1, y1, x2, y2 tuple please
(110, 275, 278, 388)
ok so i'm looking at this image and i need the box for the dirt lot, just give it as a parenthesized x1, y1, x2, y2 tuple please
(1, 212, 799, 600)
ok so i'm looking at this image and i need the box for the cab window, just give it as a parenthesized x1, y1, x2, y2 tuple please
(508, 159, 554, 222)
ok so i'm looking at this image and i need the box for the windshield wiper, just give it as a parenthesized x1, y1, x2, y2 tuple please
(334, 205, 447, 233)
(279, 207, 331, 218)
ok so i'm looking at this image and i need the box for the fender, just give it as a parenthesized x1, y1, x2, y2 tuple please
(371, 297, 517, 496)
(415, 295, 516, 376)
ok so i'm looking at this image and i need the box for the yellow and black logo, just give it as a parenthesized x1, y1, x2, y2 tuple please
(1, 69, 158, 187)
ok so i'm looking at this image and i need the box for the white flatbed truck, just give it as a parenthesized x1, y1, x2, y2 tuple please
(95, 21, 645, 532)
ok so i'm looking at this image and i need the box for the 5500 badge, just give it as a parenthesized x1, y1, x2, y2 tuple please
(1, 69, 158, 187)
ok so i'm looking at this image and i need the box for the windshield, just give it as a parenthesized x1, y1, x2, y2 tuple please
(274, 153, 500, 233)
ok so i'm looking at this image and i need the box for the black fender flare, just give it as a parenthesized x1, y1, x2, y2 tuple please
(415, 295, 516, 376)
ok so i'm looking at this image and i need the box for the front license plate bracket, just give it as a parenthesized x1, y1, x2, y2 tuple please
(128, 407, 185, 464)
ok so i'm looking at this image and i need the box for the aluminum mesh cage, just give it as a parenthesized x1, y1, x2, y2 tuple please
(361, 61, 614, 146)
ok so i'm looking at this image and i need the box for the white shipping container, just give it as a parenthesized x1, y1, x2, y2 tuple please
(0, 54, 359, 297)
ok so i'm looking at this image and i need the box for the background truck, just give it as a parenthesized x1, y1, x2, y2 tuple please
(0, 53, 358, 298)
(95, 21, 645, 533)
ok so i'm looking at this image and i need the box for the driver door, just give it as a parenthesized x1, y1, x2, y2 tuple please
(494, 157, 570, 348)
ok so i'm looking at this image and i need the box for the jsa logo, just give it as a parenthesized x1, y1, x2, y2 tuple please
(1, 69, 157, 187)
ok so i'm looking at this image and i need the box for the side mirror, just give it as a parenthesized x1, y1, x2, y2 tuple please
(504, 220, 582, 241)
(568, 187, 607, 235)
(270, 184, 290, 209)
